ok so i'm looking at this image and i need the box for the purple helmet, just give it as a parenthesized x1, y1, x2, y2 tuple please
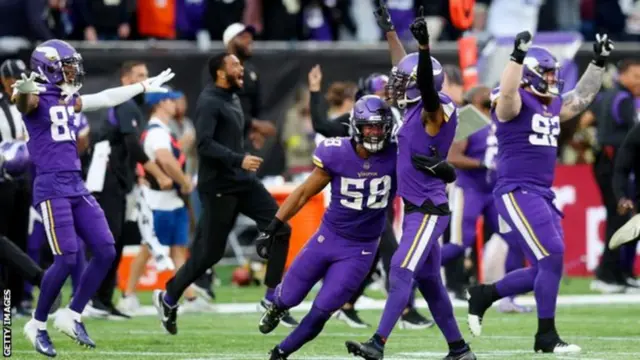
(522, 46, 563, 97)
(0, 141, 30, 178)
(386, 53, 444, 109)
(350, 95, 394, 153)
(30, 39, 84, 89)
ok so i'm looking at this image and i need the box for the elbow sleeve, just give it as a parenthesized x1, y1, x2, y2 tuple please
(124, 133, 149, 164)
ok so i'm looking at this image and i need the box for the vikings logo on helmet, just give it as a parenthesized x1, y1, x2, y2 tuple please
(386, 52, 445, 109)
(350, 95, 394, 153)
(521, 47, 564, 97)
(30, 39, 85, 93)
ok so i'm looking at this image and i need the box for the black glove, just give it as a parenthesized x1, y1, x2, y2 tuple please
(373, 0, 394, 33)
(411, 147, 456, 183)
(510, 31, 532, 64)
(255, 218, 284, 259)
(592, 33, 614, 67)
(255, 231, 275, 259)
(409, 7, 429, 46)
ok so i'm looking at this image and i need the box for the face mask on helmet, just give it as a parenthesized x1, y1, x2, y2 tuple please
(350, 95, 394, 153)
(386, 67, 419, 109)
(522, 53, 564, 98)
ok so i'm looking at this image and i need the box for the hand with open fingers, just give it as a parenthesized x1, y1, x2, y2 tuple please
(241, 155, 263, 172)
(592, 33, 614, 67)
(409, 6, 429, 46)
(12, 73, 45, 95)
(373, 0, 394, 33)
(142, 68, 176, 93)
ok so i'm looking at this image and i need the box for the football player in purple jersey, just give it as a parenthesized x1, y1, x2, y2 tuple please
(347, 9, 475, 360)
(466, 31, 613, 353)
(14, 39, 175, 357)
(256, 96, 397, 360)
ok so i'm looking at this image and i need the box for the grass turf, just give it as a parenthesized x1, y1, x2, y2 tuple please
(8, 274, 640, 360)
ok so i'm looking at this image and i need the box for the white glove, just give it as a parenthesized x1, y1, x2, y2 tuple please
(11, 73, 46, 95)
(141, 68, 176, 93)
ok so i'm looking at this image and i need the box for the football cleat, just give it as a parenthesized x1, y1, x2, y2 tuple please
(152, 290, 178, 335)
(399, 308, 435, 329)
(534, 331, 581, 353)
(259, 299, 298, 328)
(24, 319, 57, 357)
(336, 308, 370, 328)
(269, 346, 288, 359)
(345, 338, 384, 360)
(467, 285, 495, 337)
(53, 308, 96, 348)
(443, 347, 477, 360)
(497, 297, 533, 313)
(259, 302, 288, 334)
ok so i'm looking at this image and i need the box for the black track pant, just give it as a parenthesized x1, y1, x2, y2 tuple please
(0, 179, 31, 308)
(0, 235, 43, 289)
(166, 180, 291, 300)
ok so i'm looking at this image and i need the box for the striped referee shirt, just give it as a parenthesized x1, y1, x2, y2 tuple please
(0, 92, 26, 141)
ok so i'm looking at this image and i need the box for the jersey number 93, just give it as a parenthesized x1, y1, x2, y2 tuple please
(49, 105, 78, 142)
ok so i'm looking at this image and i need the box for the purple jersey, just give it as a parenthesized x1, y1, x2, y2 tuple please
(397, 94, 458, 206)
(23, 84, 88, 205)
(313, 137, 397, 241)
(492, 88, 561, 198)
(455, 124, 498, 193)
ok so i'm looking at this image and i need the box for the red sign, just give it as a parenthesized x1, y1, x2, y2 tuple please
(552, 164, 640, 276)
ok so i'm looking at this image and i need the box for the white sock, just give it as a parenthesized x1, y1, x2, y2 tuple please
(33, 319, 47, 331)
(70, 309, 82, 322)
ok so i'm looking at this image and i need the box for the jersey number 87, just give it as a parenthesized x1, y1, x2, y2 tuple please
(49, 105, 78, 142)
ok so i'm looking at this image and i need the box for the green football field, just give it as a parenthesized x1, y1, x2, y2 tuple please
(8, 275, 640, 360)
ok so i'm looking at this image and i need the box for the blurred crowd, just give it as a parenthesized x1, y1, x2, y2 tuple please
(3, 0, 640, 44)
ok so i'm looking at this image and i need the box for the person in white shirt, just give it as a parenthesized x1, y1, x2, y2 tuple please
(117, 89, 212, 314)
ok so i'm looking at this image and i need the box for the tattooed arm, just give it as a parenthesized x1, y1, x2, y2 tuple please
(559, 63, 605, 122)
(495, 31, 531, 122)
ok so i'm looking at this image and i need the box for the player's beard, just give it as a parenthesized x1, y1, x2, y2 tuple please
(226, 73, 241, 92)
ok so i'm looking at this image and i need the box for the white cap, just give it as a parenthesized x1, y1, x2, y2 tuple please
(222, 23, 255, 47)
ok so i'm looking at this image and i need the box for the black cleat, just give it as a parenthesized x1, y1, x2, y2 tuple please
(466, 284, 495, 336)
(106, 305, 131, 320)
(269, 346, 288, 359)
(345, 339, 383, 360)
(336, 308, 370, 328)
(534, 331, 581, 353)
(152, 290, 178, 335)
(399, 307, 435, 330)
(259, 302, 288, 334)
(443, 347, 477, 360)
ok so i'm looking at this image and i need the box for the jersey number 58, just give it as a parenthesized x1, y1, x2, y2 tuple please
(340, 176, 392, 211)
(529, 114, 560, 147)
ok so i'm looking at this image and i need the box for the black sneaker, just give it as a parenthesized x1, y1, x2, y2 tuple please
(467, 284, 496, 337)
(106, 305, 131, 320)
(345, 338, 384, 360)
(259, 299, 298, 329)
(259, 302, 288, 334)
(193, 270, 216, 301)
(336, 308, 370, 328)
(534, 331, 581, 353)
(444, 346, 477, 360)
(399, 307, 435, 330)
(152, 290, 178, 335)
(269, 346, 288, 360)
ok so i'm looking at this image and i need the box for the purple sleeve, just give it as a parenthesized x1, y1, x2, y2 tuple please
(312, 138, 342, 175)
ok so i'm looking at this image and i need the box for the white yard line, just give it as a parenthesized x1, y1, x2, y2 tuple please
(124, 293, 640, 317)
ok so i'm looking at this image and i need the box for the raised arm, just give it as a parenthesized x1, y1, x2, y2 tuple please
(495, 31, 532, 122)
(559, 34, 613, 122)
(409, 9, 444, 131)
(373, 0, 407, 66)
(76, 68, 175, 112)
(308, 65, 350, 137)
